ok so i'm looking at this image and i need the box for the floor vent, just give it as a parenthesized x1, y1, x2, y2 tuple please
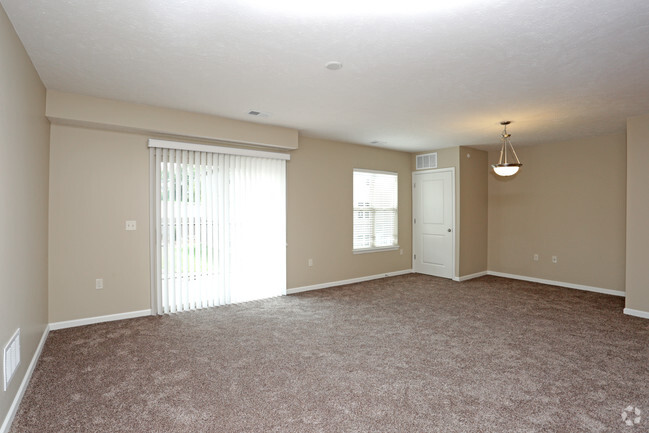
(416, 152, 437, 170)
(3, 329, 20, 391)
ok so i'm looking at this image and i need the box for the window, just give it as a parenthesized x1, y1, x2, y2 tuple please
(353, 169, 398, 252)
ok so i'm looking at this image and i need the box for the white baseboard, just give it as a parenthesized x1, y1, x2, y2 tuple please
(456, 271, 488, 282)
(623, 308, 649, 319)
(487, 271, 625, 297)
(287, 269, 414, 295)
(49, 309, 152, 331)
(1, 309, 152, 431)
(0, 325, 49, 433)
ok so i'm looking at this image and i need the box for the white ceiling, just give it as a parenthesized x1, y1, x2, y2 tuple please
(3, 0, 649, 152)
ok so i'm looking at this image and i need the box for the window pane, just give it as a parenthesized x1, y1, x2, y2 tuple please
(353, 170, 398, 250)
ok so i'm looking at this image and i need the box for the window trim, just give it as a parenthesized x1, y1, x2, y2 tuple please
(353, 245, 400, 255)
(352, 168, 399, 253)
(148, 138, 290, 160)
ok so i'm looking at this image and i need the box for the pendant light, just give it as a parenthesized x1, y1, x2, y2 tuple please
(491, 121, 522, 176)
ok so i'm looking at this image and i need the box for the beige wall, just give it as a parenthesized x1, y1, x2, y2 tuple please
(0, 5, 50, 424)
(48, 125, 151, 322)
(47, 90, 299, 150)
(488, 133, 626, 291)
(459, 147, 488, 276)
(287, 137, 412, 288)
(45, 94, 299, 322)
(412, 147, 461, 277)
(625, 113, 649, 313)
(48, 120, 414, 320)
(411, 147, 460, 173)
(411, 146, 488, 278)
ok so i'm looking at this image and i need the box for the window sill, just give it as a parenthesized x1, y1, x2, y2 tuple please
(353, 246, 400, 255)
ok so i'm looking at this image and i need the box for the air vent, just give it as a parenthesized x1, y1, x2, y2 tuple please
(416, 152, 437, 170)
(4, 329, 20, 391)
(247, 110, 270, 118)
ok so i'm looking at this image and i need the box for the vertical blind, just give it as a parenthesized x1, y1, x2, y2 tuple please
(149, 141, 288, 314)
(353, 169, 398, 251)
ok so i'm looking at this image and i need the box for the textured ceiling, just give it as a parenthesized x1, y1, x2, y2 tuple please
(2, 0, 649, 151)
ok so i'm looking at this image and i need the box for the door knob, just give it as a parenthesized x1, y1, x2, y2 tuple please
(447, 228, 452, 232)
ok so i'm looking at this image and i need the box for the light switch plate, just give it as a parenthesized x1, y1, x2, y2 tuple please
(126, 220, 136, 231)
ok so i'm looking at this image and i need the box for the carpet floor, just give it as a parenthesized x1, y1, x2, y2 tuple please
(9, 274, 649, 432)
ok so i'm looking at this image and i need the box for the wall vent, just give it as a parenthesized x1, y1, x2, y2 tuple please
(3, 329, 20, 391)
(416, 152, 437, 170)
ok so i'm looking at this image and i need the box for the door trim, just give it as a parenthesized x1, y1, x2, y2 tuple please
(412, 167, 456, 279)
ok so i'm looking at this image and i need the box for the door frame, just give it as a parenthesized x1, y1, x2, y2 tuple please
(411, 167, 456, 279)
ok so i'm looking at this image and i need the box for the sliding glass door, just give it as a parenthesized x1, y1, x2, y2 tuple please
(149, 140, 288, 314)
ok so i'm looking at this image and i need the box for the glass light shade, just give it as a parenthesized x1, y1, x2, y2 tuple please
(492, 164, 521, 177)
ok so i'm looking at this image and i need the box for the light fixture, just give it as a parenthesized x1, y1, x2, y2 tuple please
(491, 121, 522, 177)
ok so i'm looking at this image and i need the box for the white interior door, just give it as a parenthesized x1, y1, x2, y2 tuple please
(412, 169, 455, 279)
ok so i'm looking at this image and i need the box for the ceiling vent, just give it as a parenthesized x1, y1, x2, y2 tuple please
(416, 152, 437, 170)
(247, 110, 270, 118)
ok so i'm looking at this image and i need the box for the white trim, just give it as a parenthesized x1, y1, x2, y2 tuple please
(353, 246, 400, 254)
(487, 271, 625, 297)
(147, 139, 291, 160)
(49, 309, 152, 331)
(624, 308, 649, 319)
(353, 168, 398, 176)
(0, 325, 49, 433)
(456, 271, 488, 281)
(412, 167, 452, 175)
(287, 269, 413, 295)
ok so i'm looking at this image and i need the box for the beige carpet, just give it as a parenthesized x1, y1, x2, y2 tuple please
(10, 274, 649, 432)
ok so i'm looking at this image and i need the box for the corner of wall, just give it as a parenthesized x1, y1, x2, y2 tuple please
(625, 113, 649, 314)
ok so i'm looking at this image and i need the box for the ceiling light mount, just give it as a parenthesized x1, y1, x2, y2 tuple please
(491, 121, 522, 177)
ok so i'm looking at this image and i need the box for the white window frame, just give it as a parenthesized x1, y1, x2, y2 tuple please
(353, 168, 399, 254)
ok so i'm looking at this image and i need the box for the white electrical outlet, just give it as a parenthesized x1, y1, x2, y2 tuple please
(533, 254, 539, 261)
(125, 220, 137, 231)
(96, 278, 103, 289)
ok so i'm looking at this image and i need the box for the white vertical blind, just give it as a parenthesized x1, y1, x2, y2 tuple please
(150, 143, 287, 314)
(353, 169, 398, 251)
